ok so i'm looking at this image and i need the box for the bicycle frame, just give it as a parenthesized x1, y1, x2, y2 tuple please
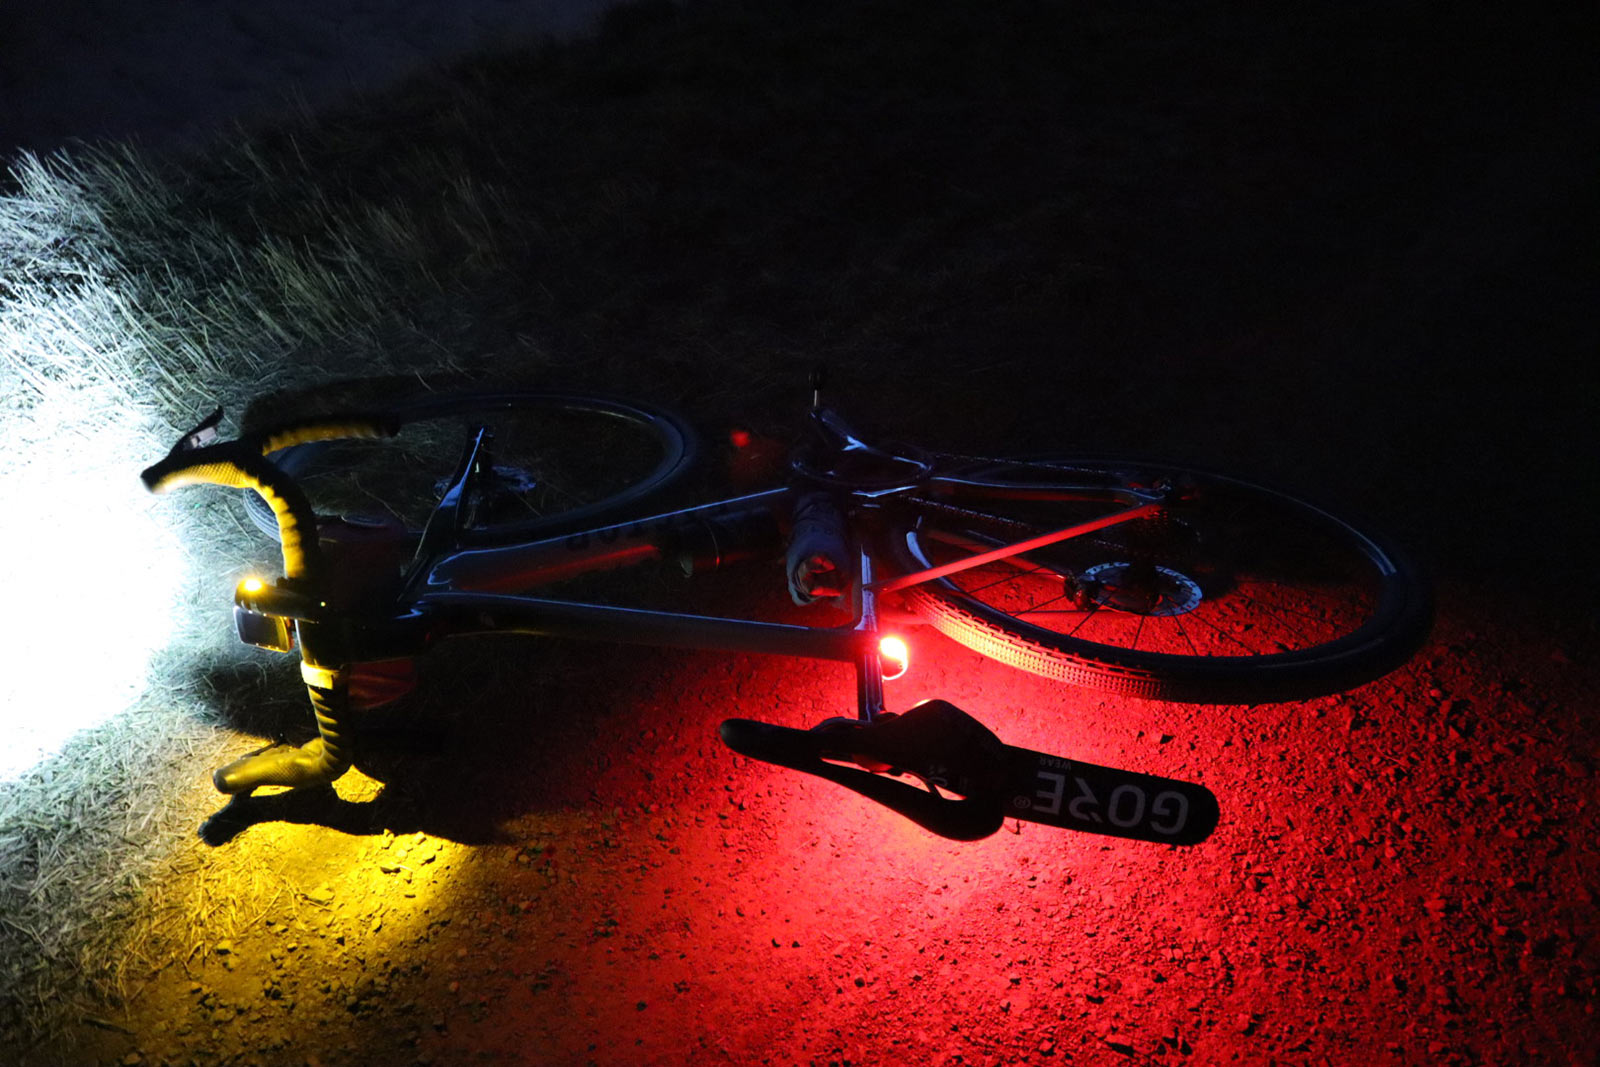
(410, 488, 896, 718)
(151, 397, 1229, 842)
(305, 465, 1171, 726)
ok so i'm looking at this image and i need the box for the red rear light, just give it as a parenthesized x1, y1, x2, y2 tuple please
(879, 635, 909, 680)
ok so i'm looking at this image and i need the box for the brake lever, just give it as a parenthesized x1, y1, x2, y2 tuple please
(179, 407, 225, 451)
(412, 425, 493, 567)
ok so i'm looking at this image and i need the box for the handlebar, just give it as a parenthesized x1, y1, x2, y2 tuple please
(210, 667, 353, 793)
(141, 408, 399, 581)
(142, 408, 399, 794)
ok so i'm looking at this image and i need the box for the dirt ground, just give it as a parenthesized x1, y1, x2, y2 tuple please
(6, 3, 1597, 1065)
(47, 574, 1599, 1067)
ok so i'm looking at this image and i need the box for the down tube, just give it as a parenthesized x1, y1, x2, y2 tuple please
(420, 488, 792, 594)
(415, 592, 868, 663)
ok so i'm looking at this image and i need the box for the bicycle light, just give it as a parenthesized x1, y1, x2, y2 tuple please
(233, 576, 296, 653)
(879, 635, 909, 680)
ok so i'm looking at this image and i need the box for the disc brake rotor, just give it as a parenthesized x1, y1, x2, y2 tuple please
(1080, 562, 1202, 617)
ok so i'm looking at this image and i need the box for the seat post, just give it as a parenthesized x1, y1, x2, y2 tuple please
(852, 549, 886, 722)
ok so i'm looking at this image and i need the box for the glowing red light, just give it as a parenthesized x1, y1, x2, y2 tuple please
(729, 428, 752, 449)
(878, 635, 909, 680)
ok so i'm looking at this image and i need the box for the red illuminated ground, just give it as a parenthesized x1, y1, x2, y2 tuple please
(55, 569, 1596, 1066)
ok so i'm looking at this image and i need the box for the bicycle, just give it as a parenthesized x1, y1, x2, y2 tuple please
(141, 381, 1430, 842)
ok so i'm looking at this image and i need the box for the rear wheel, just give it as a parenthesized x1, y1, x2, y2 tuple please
(888, 457, 1430, 703)
(244, 391, 697, 545)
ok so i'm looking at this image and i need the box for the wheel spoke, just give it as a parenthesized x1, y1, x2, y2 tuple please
(1173, 615, 1202, 657)
(958, 560, 1055, 597)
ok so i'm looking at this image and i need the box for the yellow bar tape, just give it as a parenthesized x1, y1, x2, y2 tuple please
(258, 418, 394, 455)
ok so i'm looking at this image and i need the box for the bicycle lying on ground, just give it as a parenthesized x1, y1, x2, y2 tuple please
(141, 382, 1429, 842)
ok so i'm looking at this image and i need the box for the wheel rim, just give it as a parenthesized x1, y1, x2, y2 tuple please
(245, 392, 693, 543)
(898, 457, 1425, 697)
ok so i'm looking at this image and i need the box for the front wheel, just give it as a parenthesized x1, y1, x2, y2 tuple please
(243, 390, 698, 545)
(887, 457, 1431, 704)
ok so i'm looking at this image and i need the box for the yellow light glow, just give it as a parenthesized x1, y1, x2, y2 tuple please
(878, 635, 910, 680)
(239, 576, 266, 595)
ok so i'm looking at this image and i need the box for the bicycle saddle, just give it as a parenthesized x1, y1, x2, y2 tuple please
(721, 700, 1220, 844)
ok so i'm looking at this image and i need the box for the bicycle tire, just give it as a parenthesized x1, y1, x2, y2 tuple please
(243, 390, 697, 546)
(887, 456, 1430, 704)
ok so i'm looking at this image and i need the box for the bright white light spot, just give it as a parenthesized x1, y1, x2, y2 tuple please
(879, 635, 909, 680)
(0, 393, 185, 781)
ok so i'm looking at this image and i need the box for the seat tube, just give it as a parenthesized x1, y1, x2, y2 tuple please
(853, 549, 886, 722)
